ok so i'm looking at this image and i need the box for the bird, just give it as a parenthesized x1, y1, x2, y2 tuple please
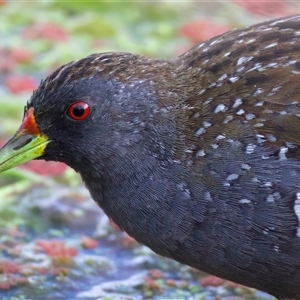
(1, 14, 300, 300)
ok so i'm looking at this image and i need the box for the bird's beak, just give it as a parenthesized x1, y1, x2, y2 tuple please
(0, 107, 50, 173)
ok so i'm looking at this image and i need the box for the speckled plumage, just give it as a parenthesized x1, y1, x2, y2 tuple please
(24, 15, 300, 299)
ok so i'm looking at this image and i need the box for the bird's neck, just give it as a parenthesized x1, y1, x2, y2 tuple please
(81, 151, 185, 256)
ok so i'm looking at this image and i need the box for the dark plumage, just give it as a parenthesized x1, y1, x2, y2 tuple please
(2, 15, 300, 299)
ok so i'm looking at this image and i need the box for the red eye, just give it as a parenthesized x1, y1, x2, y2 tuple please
(67, 102, 90, 121)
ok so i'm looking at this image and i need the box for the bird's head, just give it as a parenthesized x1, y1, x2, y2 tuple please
(0, 53, 180, 179)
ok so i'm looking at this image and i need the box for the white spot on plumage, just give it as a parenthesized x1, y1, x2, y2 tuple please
(253, 88, 263, 96)
(286, 60, 297, 65)
(197, 43, 204, 49)
(247, 63, 262, 73)
(232, 98, 243, 108)
(245, 113, 255, 120)
(237, 66, 245, 72)
(256, 134, 266, 144)
(216, 134, 225, 141)
(262, 27, 273, 31)
(294, 192, 300, 237)
(223, 115, 233, 123)
(270, 19, 286, 26)
(205, 192, 212, 201)
(241, 163, 251, 170)
(239, 199, 251, 204)
(266, 62, 278, 68)
(214, 104, 227, 113)
(229, 76, 239, 83)
(197, 150, 206, 157)
(218, 74, 228, 81)
(227, 174, 239, 181)
(266, 134, 277, 142)
(209, 39, 220, 46)
(264, 43, 278, 49)
(271, 86, 281, 93)
(254, 122, 264, 128)
(254, 101, 264, 107)
(203, 121, 211, 128)
(184, 149, 193, 154)
(279, 147, 288, 160)
(237, 56, 253, 66)
(246, 144, 256, 154)
(204, 98, 213, 105)
(246, 38, 256, 44)
(195, 127, 206, 136)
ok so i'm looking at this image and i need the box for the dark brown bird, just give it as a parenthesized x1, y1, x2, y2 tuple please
(1, 15, 300, 300)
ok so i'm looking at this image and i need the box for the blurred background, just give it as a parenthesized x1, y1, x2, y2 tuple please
(0, 1, 300, 299)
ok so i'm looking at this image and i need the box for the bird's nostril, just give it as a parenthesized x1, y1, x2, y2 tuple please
(13, 137, 33, 151)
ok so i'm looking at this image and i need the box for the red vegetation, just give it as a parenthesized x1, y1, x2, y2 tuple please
(0, 260, 28, 291)
(178, 20, 231, 44)
(0, 48, 34, 74)
(36, 240, 78, 257)
(148, 269, 164, 279)
(81, 236, 99, 249)
(0, 276, 28, 290)
(200, 275, 225, 287)
(5, 75, 37, 94)
(0, 49, 15, 73)
(10, 48, 34, 64)
(0, 260, 21, 274)
(36, 267, 48, 275)
(21, 161, 67, 176)
(144, 277, 162, 292)
(121, 235, 137, 248)
(165, 279, 176, 287)
(232, 0, 294, 17)
(23, 23, 68, 42)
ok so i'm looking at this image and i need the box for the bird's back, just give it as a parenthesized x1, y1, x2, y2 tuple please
(167, 15, 300, 299)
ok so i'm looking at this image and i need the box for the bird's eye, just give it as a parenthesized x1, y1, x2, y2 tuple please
(67, 102, 90, 121)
